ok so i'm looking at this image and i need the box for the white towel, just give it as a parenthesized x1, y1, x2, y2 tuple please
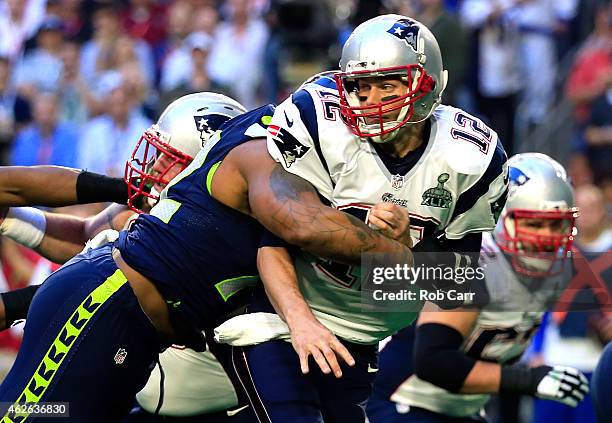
(214, 313, 291, 346)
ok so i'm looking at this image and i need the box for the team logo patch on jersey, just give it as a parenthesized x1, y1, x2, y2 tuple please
(268, 124, 310, 167)
(387, 18, 420, 51)
(391, 174, 405, 190)
(114, 348, 127, 365)
(193, 114, 231, 147)
(421, 173, 452, 208)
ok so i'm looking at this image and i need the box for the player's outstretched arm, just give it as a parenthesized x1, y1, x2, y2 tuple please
(1, 203, 134, 264)
(415, 307, 589, 407)
(0, 166, 127, 207)
(257, 245, 355, 378)
(220, 139, 413, 265)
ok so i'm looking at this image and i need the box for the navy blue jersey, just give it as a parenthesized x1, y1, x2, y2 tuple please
(117, 105, 275, 329)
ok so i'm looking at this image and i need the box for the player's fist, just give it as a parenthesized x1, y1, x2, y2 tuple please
(534, 365, 589, 407)
(366, 202, 412, 248)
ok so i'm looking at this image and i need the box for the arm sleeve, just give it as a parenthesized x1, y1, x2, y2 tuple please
(413, 232, 483, 309)
(266, 90, 334, 201)
(414, 322, 477, 393)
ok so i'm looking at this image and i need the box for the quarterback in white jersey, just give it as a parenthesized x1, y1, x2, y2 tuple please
(367, 154, 590, 422)
(222, 14, 508, 423)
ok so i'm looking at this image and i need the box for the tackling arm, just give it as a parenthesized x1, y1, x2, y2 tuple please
(1, 203, 134, 264)
(225, 139, 413, 265)
(0, 166, 127, 207)
(37, 204, 133, 263)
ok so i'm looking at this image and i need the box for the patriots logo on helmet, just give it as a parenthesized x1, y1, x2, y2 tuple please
(193, 114, 232, 147)
(509, 167, 530, 186)
(387, 18, 420, 51)
(268, 125, 310, 167)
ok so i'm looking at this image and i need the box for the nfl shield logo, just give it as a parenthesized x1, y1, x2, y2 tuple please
(391, 174, 404, 190)
(114, 348, 127, 365)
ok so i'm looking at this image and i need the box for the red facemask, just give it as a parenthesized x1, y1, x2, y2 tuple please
(497, 209, 578, 277)
(334, 65, 435, 138)
(124, 128, 193, 213)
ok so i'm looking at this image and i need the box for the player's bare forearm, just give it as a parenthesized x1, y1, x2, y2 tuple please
(0, 166, 80, 206)
(460, 361, 501, 393)
(35, 204, 133, 264)
(257, 246, 355, 377)
(36, 213, 89, 263)
(267, 165, 412, 264)
(217, 139, 411, 264)
(257, 246, 313, 325)
(240, 145, 412, 264)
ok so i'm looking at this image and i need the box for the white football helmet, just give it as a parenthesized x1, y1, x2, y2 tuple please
(334, 14, 448, 143)
(494, 153, 578, 277)
(125, 92, 246, 212)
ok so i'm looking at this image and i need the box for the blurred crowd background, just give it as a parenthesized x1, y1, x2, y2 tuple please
(0, 0, 610, 422)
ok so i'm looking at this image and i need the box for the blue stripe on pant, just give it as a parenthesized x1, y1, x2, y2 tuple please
(231, 339, 377, 423)
(0, 245, 160, 423)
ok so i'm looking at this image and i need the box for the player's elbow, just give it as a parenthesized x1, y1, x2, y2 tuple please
(277, 225, 317, 249)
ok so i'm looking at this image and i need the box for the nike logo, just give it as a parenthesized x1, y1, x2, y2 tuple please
(227, 405, 250, 416)
(367, 364, 379, 373)
(284, 110, 294, 127)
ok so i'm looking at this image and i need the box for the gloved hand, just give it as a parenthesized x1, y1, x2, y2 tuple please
(501, 363, 589, 408)
(82, 229, 120, 252)
(533, 365, 589, 407)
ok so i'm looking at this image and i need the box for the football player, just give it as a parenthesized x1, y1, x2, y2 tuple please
(217, 14, 509, 423)
(0, 88, 414, 421)
(0, 92, 261, 422)
(366, 154, 590, 422)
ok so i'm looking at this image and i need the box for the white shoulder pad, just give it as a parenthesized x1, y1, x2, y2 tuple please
(266, 91, 334, 201)
(434, 105, 501, 176)
(431, 106, 509, 239)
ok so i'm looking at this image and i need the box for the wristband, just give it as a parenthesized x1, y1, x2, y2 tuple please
(500, 363, 551, 395)
(1, 285, 41, 327)
(76, 171, 128, 205)
(0, 207, 46, 248)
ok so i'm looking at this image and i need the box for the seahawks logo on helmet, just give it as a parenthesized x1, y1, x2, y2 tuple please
(387, 18, 420, 52)
(193, 114, 232, 147)
(268, 125, 310, 167)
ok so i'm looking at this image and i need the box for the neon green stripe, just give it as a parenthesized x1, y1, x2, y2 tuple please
(150, 198, 182, 224)
(1, 270, 128, 422)
(206, 162, 222, 195)
(215, 275, 260, 302)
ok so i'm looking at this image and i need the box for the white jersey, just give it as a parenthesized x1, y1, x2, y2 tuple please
(266, 76, 508, 344)
(390, 232, 574, 417)
(136, 347, 239, 417)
